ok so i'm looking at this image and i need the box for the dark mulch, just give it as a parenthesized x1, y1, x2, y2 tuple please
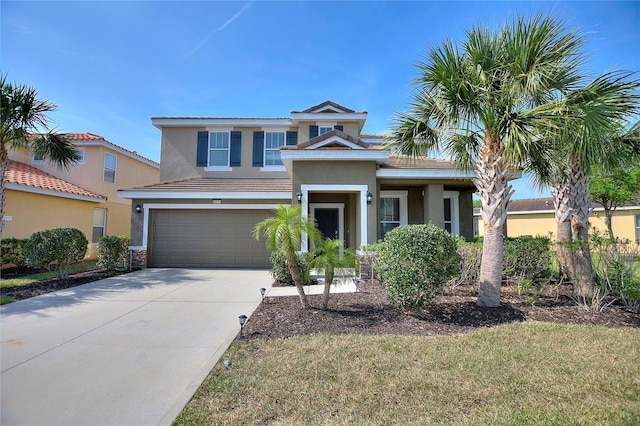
(1, 266, 130, 301)
(243, 279, 640, 339)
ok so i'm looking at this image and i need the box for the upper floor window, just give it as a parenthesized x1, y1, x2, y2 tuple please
(208, 131, 230, 167)
(264, 132, 285, 166)
(319, 126, 333, 135)
(103, 153, 117, 183)
(32, 152, 45, 164)
(75, 148, 85, 163)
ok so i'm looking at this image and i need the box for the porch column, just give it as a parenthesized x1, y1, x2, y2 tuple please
(423, 184, 444, 227)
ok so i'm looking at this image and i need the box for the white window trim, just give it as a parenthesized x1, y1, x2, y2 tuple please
(379, 190, 408, 236)
(93, 208, 107, 243)
(443, 190, 460, 236)
(104, 152, 117, 183)
(263, 130, 286, 168)
(206, 130, 231, 169)
(76, 148, 86, 164)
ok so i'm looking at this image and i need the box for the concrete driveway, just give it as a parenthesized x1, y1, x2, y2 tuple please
(1, 268, 272, 426)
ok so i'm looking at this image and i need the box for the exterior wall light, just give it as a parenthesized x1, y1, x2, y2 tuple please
(296, 192, 303, 203)
(366, 191, 373, 204)
(135, 204, 142, 214)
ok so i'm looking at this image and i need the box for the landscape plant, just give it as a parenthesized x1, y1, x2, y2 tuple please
(307, 238, 358, 310)
(268, 249, 311, 286)
(97, 235, 130, 274)
(253, 204, 321, 308)
(0, 74, 79, 239)
(1, 237, 28, 267)
(375, 224, 460, 309)
(24, 228, 88, 278)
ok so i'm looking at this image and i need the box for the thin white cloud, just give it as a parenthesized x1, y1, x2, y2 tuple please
(183, 2, 252, 60)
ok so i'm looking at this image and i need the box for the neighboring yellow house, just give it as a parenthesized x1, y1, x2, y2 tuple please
(475, 197, 640, 244)
(3, 133, 159, 258)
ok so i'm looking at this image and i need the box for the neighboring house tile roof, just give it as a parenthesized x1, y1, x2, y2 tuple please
(294, 101, 357, 114)
(5, 160, 107, 200)
(122, 178, 292, 193)
(507, 197, 640, 213)
(63, 132, 159, 167)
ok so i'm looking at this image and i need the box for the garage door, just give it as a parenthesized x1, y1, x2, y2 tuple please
(149, 209, 272, 268)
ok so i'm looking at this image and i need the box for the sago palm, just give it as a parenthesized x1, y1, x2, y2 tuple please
(253, 204, 321, 308)
(1, 74, 79, 237)
(307, 238, 358, 310)
(389, 14, 585, 307)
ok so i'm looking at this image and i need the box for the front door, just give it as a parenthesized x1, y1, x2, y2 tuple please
(315, 208, 339, 239)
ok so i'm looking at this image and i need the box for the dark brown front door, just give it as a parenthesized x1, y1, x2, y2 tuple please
(315, 208, 339, 240)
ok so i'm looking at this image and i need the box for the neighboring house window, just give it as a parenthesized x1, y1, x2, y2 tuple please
(635, 214, 640, 243)
(264, 131, 285, 166)
(379, 190, 408, 239)
(92, 208, 106, 243)
(443, 191, 460, 235)
(76, 148, 85, 163)
(103, 153, 117, 183)
(32, 152, 45, 164)
(208, 131, 230, 167)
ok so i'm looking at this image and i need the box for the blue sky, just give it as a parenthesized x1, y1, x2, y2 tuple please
(2, 1, 639, 199)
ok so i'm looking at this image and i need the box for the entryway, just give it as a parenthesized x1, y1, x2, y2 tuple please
(310, 203, 344, 241)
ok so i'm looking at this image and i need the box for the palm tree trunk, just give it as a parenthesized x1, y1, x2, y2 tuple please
(286, 252, 310, 308)
(320, 270, 334, 310)
(552, 183, 573, 280)
(475, 140, 513, 307)
(568, 156, 595, 298)
(0, 144, 9, 240)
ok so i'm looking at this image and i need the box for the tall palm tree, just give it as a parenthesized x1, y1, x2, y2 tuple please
(389, 14, 586, 307)
(307, 238, 358, 310)
(1, 74, 79, 238)
(253, 204, 321, 309)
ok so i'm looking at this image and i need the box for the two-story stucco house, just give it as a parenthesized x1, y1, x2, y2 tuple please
(119, 101, 477, 269)
(4, 133, 160, 257)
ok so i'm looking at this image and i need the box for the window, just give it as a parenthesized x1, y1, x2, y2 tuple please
(208, 131, 230, 167)
(32, 152, 45, 164)
(379, 190, 408, 239)
(319, 126, 333, 135)
(103, 153, 117, 183)
(75, 148, 85, 163)
(635, 214, 640, 243)
(443, 191, 460, 235)
(92, 208, 106, 243)
(264, 131, 285, 166)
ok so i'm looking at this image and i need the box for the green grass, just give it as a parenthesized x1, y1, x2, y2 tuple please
(0, 295, 17, 305)
(175, 323, 640, 425)
(0, 260, 98, 288)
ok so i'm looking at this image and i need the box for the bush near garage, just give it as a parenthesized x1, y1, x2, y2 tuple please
(97, 235, 130, 274)
(269, 249, 312, 286)
(24, 228, 88, 278)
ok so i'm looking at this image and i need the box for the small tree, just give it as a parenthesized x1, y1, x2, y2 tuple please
(308, 238, 358, 310)
(253, 205, 321, 308)
(24, 228, 88, 277)
(376, 224, 460, 309)
(97, 235, 130, 274)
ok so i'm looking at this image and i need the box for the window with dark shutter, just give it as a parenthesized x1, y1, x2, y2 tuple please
(253, 131, 265, 167)
(309, 125, 318, 138)
(230, 131, 241, 167)
(286, 131, 298, 146)
(196, 131, 208, 167)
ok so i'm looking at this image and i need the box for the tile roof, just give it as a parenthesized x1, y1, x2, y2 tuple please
(283, 129, 371, 150)
(121, 178, 292, 193)
(62, 132, 159, 167)
(380, 155, 459, 170)
(5, 160, 107, 200)
(506, 197, 640, 212)
(293, 101, 358, 114)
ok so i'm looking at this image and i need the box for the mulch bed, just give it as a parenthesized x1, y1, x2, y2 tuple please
(1, 267, 130, 301)
(243, 279, 640, 339)
(3, 268, 638, 338)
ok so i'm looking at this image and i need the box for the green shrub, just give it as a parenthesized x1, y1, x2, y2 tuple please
(450, 239, 482, 287)
(502, 236, 552, 284)
(97, 235, 130, 274)
(1, 238, 28, 267)
(24, 228, 88, 278)
(375, 224, 460, 309)
(269, 249, 311, 285)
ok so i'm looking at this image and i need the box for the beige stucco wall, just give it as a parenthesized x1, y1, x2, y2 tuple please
(477, 209, 640, 243)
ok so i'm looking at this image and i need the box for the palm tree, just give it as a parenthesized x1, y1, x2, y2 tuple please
(253, 204, 321, 308)
(1, 74, 79, 238)
(389, 14, 586, 307)
(307, 238, 358, 310)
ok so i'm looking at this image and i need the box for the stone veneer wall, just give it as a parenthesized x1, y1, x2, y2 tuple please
(129, 248, 147, 269)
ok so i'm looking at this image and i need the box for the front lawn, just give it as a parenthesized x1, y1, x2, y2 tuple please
(175, 322, 640, 425)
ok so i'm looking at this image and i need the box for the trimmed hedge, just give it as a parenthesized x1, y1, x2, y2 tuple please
(1, 237, 28, 267)
(97, 235, 130, 274)
(24, 228, 88, 277)
(269, 249, 311, 285)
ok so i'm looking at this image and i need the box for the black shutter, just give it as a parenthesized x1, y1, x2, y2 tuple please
(196, 131, 208, 167)
(309, 125, 318, 138)
(334, 125, 343, 131)
(253, 131, 264, 167)
(286, 131, 298, 146)
(230, 131, 241, 167)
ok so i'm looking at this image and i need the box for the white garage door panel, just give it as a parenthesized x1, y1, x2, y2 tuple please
(150, 210, 271, 268)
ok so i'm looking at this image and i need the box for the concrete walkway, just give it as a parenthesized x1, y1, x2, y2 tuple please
(1, 268, 272, 426)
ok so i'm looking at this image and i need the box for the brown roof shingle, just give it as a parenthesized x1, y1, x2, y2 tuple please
(121, 178, 292, 193)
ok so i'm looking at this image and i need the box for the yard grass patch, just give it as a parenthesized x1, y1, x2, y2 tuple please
(0, 260, 98, 288)
(175, 322, 640, 425)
